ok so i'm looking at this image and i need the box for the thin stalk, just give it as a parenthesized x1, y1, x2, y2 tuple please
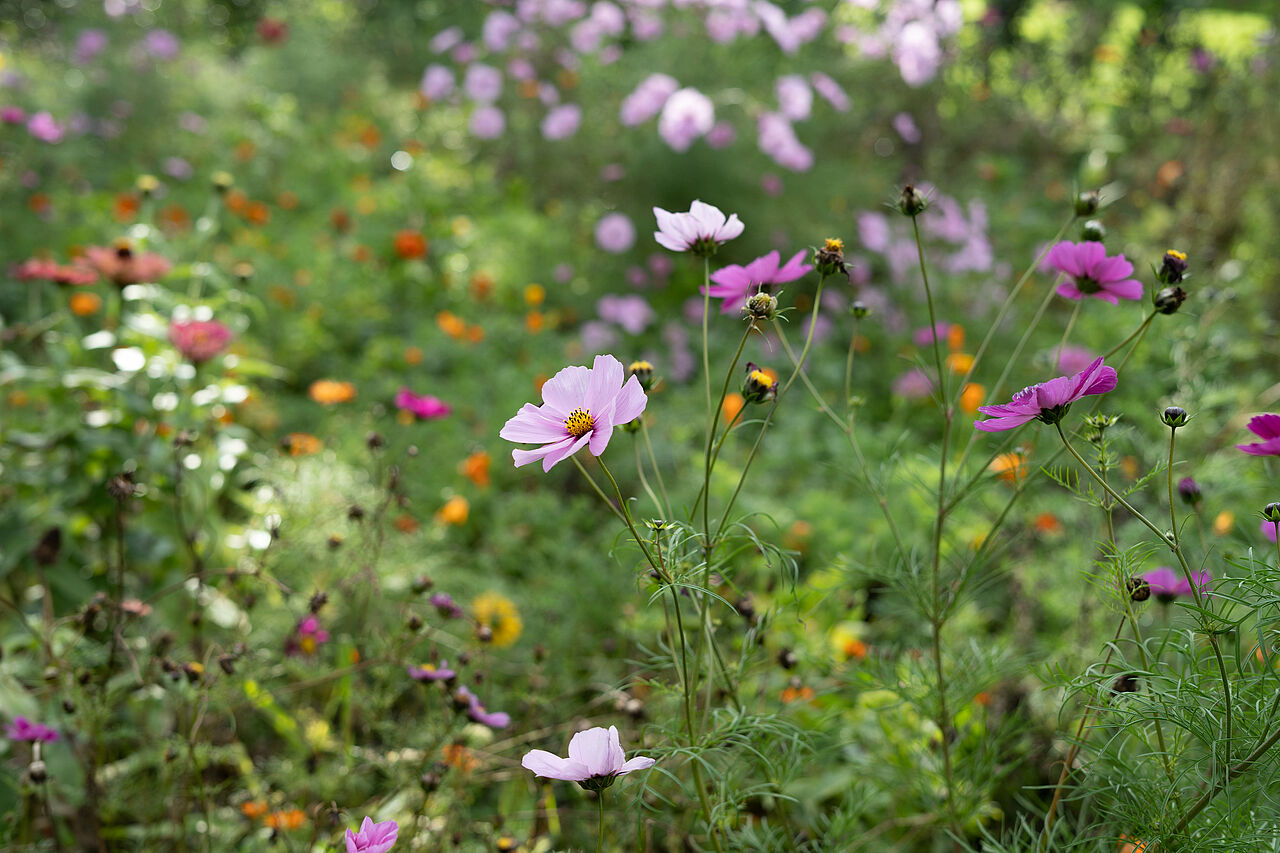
(639, 421, 670, 518)
(570, 456, 626, 525)
(844, 318, 860, 417)
(696, 324, 755, 531)
(778, 274, 829, 397)
(776, 327, 847, 434)
(597, 790, 606, 853)
(633, 436, 664, 517)
(1167, 722, 1280, 838)
(1054, 301, 1082, 370)
(1102, 310, 1157, 361)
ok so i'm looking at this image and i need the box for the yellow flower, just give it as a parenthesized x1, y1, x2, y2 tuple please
(473, 591, 522, 648)
(436, 496, 469, 526)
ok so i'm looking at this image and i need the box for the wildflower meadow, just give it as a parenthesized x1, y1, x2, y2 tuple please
(4, 2, 1280, 851)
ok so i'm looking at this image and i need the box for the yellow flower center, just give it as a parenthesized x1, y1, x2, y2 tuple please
(564, 407, 595, 437)
(824, 238, 844, 252)
(300, 636, 316, 654)
(748, 370, 771, 387)
(629, 360, 653, 373)
(1166, 249, 1186, 260)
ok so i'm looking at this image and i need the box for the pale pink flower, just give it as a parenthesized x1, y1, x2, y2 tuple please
(653, 200, 744, 255)
(345, 816, 398, 853)
(658, 87, 714, 152)
(521, 725, 654, 789)
(595, 212, 636, 253)
(169, 320, 233, 363)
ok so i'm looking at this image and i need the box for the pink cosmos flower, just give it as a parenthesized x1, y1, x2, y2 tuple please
(653, 200, 744, 255)
(619, 73, 678, 126)
(597, 295, 654, 335)
(1142, 567, 1211, 603)
(1045, 241, 1143, 304)
(5, 716, 59, 743)
(1237, 414, 1280, 456)
(420, 64, 455, 100)
(893, 368, 936, 399)
(809, 72, 850, 111)
(775, 74, 812, 121)
(27, 111, 64, 144)
(541, 104, 581, 140)
(704, 250, 811, 315)
(658, 87, 715, 152)
(345, 816, 398, 853)
(500, 354, 647, 471)
(470, 106, 505, 139)
(463, 63, 503, 102)
(286, 616, 329, 656)
(974, 356, 1117, 432)
(1261, 520, 1277, 544)
(395, 389, 452, 420)
(408, 662, 456, 682)
(522, 725, 655, 790)
(595, 212, 636, 253)
(454, 686, 510, 728)
(1, 106, 28, 124)
(1053, 345, 1096, 374)
(169, 320, 232, 363)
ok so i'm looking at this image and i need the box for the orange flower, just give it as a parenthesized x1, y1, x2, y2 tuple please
(524, 311, 544, 333)
(1034, 513, 1062, 534)
(442, 744, 478, 772)
(436, 311, 466, 339)
(308, 380, 356, 405)
(27, 193, 51, 214)
(841, 638, 868, 661)
(113, 193, 140, 222)
(1212, 511, 1234, 536)
(722, 392, 745, 425)
(974, 691, 992, 707)
(246, 201, 270, 225)
(359, 125, 381, 148)
(330, 207, 351, 233)
(283, 433, 322, 456)
(436, 496, 469, 526)
(465, 324, 485, 343)
(69, 291, 102, 316)
(461, 451, 491, 488)
(235, 140, 257, 162)
(352, 245, 372, 263)
(783, 520, 812, 554)
(394, 514, 421, 534)
(946, 352, 974, 374)
(780, 684, 815, 704)
(1118, 836, 1147, 853)
(946, 324, 965, 351)
(267, 285, 296, 307)
(518, 79, 539, 99)
(959, 383, 985, 414)
(470, 272, 494, 300)
(524, 283, 545, 306)
(277, 191, 299, 210)
(160, 204, 190, 231)
(989, 452, 1026, 484)
(240, 800, 269, 820)
(404, 345, 424, 365)
(264, 809, 305, 831)
(394, 230, 428, 259)
(533, 374, 549, 394)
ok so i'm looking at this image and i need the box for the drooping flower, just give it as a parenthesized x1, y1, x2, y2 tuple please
(408, 662, 456, 682)
(1045, 241, 1143, 304)
(652, 201, 744, 256)
(974, 357, 1117, 432)
(703, 250, 811, 315)
(5, 716, 59, 742)
(395, 389, 451, 420)
(169, 320, 233, 363)
(454, 686, 510, 729)
(499, 354, 647, 471)
(521, 725, 655, 790)
(1142, 567, 1211, 604)
(1236, 414, 1280, 456)
(345, 816, 398, 853)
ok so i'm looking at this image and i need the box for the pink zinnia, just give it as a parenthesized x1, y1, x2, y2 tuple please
(522, 725, 655, 790)
(703, 250, 811, 315)
(1237, 414, 1280, 456)
(83, 245, 172, 287)
(653, 200, 744, 255)
(974, 356, 1117, 432)
(500, 354, 647, 472)
(345, 816, 398, 853)
(395, 389, 451, 420)
(1045, 241, 1143, 304)
(169, 320, 232, 363)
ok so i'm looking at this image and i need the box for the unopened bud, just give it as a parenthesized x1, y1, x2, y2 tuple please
(218, 654, 236, 675)
(309, 591, 328, 613)
(1112, 673, 1139, 694)
(627, 360, 655, 391)
(742, 362, 778, 405)
(1162, 406, 1189, 428)
(136, 174, 160, 197)
(1158, 250, 1188, 285)
(211, 171, 234, 194)
(1127, 577, 1151, 602)
(1081, 219, 1106, 242)
(743, 290, 778, 322)
(1075, 190, 1100, 217)
(1263, 503, 1280, 523)
(898, 185, 929, 217)
(814, 237, 848, 277)
(851, 300, 870, 319)
(1154, 285, 1186, 315)
(1177, 477, 1201, 506)
(27, 760, 48, 783)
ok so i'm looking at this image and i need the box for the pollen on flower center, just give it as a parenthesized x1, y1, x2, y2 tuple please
(564, 407, 595, 437)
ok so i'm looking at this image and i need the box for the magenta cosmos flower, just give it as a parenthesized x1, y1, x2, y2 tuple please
(1237, 414, 1280, 456)
(500, 354, 647, 472)
(6, 716, 59, 743)
(703, 250, 811, 314)
(169, 320, 232, 363)
(522, 725, 655, 791)
(653, 201, 744, 256)
(395, 388, 451, 420)
(408, 661, 456, 682)
(346, 816, 398, 853)
(1045, 241, 1143, 304)
(1143, 566, 1211, 603)
(974, 356, 1117, 432)
(454, 685, 510, 729)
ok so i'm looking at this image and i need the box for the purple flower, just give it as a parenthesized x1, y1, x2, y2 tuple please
(809, 72, 850, 111)
(1053, 345, 1096, 374)
(912, 322, 953, 348)
(346, 816, 398, 853)
(619, 73, 678, 126)
(163, 157, 193, 180)
(455, 686, 510, 729)
(893, 368, 935, 399)
(500, 354, 647, 471)
(858, 212, 891, 252)
(470, 106, 505, 139)
(287, 616, 329, 656)
(1045, 241, 1143, 304)
(893, 111, 921, 144)
(705, 121, 736, 149)
(580, 321, 619, 354)
(1143, 567, 1211, 603)
(653, 200, 744, 255)
(704, 250, 811, 315)
(75, 29, 109, 64)
(5, 716, 59, 743)
(420, 64, 455, 100)
(430, 27, 463, 54)
(27, 111, 63, 144)
(658, 87, 714, 152)
(464, 64, 503, 103)
(1263, 520, 1277, 544)
(142, 29, 180, 60)
(522, 725, 655, 789)
(1, 106, 27, 124)
(974, 357, 1117, 432)
(895, 21, 942, 86)
(541, 104, 581, 140)
(595, 212, 636, 253)
(757, 112, 812, 172)
(408, 662, 456, 682)
(1177, 477, 1201, 505)
(430, 593, 464, 619)
(1237, 414, 1280, 456)
(775, 74, 812, 121)
(761, 173, 783, 197)
(597, 295, 654, 335)
(395, 389, 452, 420)
(483, 10, 522, 51)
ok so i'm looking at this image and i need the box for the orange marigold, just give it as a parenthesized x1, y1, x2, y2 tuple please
(264, 808, 305, 830)
(308, 380, 356, 405)
(240, 800, 269, 820)
(436, 496, 469, 526)
(437, 311, 466, 339)
(69, 291, 102, 316)
(394, 230, 428, 260)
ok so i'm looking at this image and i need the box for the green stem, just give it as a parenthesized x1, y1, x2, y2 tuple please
(1054, 300, 1082, 371)
(597, 789, 606, 853)
(639, 421, 671, 518)
(844, 318, 860, 417)
(1102, 310, 1157, 361)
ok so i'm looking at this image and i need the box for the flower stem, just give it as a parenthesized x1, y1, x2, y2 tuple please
(597, 789, 606, 853)
(639, 421, 671, 518)
(1054, 300, 1082, 371)
(1102, 310, 1157, 361)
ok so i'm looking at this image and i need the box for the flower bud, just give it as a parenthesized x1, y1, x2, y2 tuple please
(31, 527, 61, 567)
(814, 237, 848, 276)
(627, 360, 655, 391)
(309, 591, 328, 614)
(211, 171, 234, 194)
(1154, 285, 1186, 315)
(1263, 502, 1280, 523)
(232, 262, 255, 283)
(136, 174, 160, 197)
(348, 504, 365, 521)
(777, 648, 797, 669)
(106, 472, 136, 502)
(411, 575, 434, 594)
(407, 613, 424, 632)
(1080, 219, 1106, 242)
(742, 362, 778, 405)
(1162, 406, 1189, 428)
(743, 290, 779, 322)
(496, 836, 520, 852)
(1112, 673, 1139, 694)
(366, 432, 385, 451)
(475, 624, 494, 644)
(1177, 477, 1202, 506)
(898, 185, 929, 217)
(1075, 190, 1100, 217)
(27, 760, 48, 784)
(851, 300, 870, 319)
(218, 654, 236, 675)
(1127, 577, 1151, 602)
(1158, 249, 1188, 284)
